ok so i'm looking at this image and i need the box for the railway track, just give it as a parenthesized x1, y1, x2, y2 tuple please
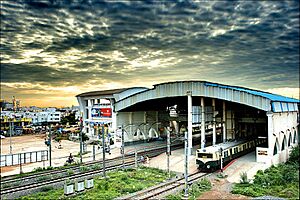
(1, 143, 184, 198)
(1, 160, 136, 198)
(1, 142, 183, 184)
(117, 172, 209, 200)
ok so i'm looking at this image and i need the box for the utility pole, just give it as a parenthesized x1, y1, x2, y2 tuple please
(49, 125, 52, 167)
(121, 125, 125, 170)
(102, 125, 106, 178)
(135, 146, 138, 168)
(184, 131, 189, 199)
(9, 120, 13, 154)
(167, 127, 171, 178)
(19, 153, 23, 174)
(80, 117, 83, 164)
(219, 148, 223, 172)
(93, 144, 96, 161)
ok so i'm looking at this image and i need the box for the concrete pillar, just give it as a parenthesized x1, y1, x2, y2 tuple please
(129, 112, 133, 137)
(113, 111, 118, 145)
(201, 97, 205, 149)
(187, 91, 193, 155)
(232, 111, 235, 139)
(156, 111, 159, 135)
(223, 101, 226, 142)
(267, 112, 273, 158)
(144, 112, 147, 137)
(212, 99, 216, 145)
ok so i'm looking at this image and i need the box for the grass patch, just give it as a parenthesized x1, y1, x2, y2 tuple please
(232, 145, 299, 199)
(18, 166, 173, 200)
(37, 175, 52, 181)
(67, 169, 74, 175)
(166, 178, 212, 200)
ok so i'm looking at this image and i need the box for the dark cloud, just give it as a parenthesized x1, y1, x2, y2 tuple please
(1, 0, 299, 104)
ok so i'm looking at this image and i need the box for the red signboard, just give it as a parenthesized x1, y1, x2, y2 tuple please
(100, 108, 112, 117)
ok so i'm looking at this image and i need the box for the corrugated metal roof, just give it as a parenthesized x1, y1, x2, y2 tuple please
(114, 81, 299, 112)
(76, 87, 148, 97)
(203, 82, 299, 103)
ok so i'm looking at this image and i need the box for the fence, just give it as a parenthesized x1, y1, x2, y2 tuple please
(0, 150, 48, 167)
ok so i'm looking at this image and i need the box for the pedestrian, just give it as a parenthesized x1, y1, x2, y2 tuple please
(140, 155, 145, 163)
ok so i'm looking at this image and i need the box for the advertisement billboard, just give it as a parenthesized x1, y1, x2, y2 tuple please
(91, 108, 112, 118)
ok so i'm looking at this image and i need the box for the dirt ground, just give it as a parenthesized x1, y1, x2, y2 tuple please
(197, 173, 250, 199)
(1, 134, 82, 176)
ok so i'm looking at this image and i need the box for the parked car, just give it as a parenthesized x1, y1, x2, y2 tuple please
(0, 135, 5, 139)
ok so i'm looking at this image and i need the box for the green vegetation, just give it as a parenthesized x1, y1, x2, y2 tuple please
(91, 164, 101, 170)
(37, 175, 52, 181)
(166, 178, 212, 200)
(216, 172, 228, 179)
(67, 169, 74, 175)
(60, 112, 77, 125)
(74, 151, 90, 158)
(232, 145, 299, 199)
(18, 167, 173, 200)
(79, 166, 89, 172)
(239, 172, 249, 184)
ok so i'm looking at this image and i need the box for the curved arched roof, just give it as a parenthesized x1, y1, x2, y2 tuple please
(114, 81, 299, 112)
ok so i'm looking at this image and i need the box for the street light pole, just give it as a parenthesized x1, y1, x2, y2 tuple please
(102, 125, 106, 178)
(219, 148, 223, 172)
(167, 127, 171, 178)
(135, 145, 138, 168)
(184, 131, 189, 199)
(121, 125, 125, 170)
(9, 121, 13, 154)
(49, 125, 52, 167)
(80, 117, 83, 164)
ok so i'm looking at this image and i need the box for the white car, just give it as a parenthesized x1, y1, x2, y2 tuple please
(0, 135, 5, 139)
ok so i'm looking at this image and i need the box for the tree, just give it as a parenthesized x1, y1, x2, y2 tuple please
(60, 112, 77, 125)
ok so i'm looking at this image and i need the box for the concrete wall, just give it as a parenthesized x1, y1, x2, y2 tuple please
(266, 111, 298, 165)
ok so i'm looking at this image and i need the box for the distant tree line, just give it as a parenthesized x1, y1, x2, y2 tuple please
(60, 112, 77, 125)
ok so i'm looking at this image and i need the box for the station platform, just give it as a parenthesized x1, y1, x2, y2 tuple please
(144, 145, 199, 174)
(222, 151, 271, 183)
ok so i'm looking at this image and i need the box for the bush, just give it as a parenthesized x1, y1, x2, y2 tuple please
(166, 178, 212, 200)
(240, 172, 249, 184)
(67, 169, 74, 175)
(80, 166, 89, 172)
(233, 154, 299, 199)
(91, 164, 101, 170)
(32, 167, 44, 173)
(288, 145, 299, 166)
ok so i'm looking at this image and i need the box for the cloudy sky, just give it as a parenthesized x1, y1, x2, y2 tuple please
(1, 0, 299, 107)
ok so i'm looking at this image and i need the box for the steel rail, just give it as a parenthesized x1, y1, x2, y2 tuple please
(1, 145, 184, 192)
(1, 143, 183, 184)
(118, 172, 209, 200)
(1, 160, 136, 196)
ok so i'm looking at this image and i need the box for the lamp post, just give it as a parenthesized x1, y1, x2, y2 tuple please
(9, 120, 13, 155)
(183, 131, 189, 199)
(79, 117, 83, 164)
(102, 125, 106, 178)
(167, 127, 171, 178)
(49, 125, 52, 167)
(219, 148, 223, 172)
(121, 125, 125, 170)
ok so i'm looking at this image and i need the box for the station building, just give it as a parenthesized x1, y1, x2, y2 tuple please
(76, 81, 299, 165)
